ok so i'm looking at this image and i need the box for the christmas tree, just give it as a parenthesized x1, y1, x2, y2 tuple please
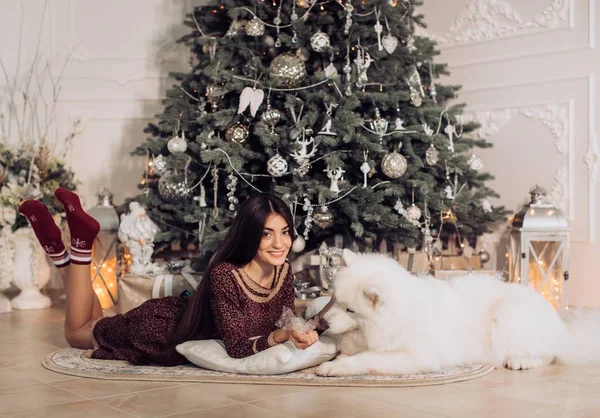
(132, 0, 507, 260)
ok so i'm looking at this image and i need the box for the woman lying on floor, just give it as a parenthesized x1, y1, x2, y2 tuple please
(19, 190, 318, 366)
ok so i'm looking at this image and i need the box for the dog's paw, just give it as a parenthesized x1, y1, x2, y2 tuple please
(505, 356, 549, 371)
(316, 360, 348, 377)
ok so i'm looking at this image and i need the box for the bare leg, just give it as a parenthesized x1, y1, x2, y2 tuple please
(20, 193, 102, 350)
(64, 264, 105, 349)
(54, 187, 102, 349)
(57, 265, 103, 324)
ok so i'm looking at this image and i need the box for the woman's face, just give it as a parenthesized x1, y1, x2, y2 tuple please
(254, 213, 292, 267)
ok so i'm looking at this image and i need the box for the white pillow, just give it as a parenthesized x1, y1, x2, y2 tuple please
(176, 336, 337, 375)
(303, 296, 332, 320)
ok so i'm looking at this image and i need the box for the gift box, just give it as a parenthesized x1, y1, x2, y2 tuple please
(116, 271, 201, 314)
(436, 255, 482, 270)
(396, 251, 430, 274)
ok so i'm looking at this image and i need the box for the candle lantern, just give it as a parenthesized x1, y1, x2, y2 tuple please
(87, 189, 122, 309)
(509, 186, 570, 310)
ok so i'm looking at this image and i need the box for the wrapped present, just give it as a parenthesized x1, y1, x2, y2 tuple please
(433, 269, 497, 281)
(436, 255, 482, 270)
(116, 271, 201, 314)
(396, 250, 430, 274)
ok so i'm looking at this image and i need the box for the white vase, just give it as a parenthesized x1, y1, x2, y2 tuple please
(11, 227, 52, 310)
(0, 229, 14, 313)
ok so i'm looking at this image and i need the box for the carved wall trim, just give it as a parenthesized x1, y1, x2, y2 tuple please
(417, 0, 571, 47)
(467, 102, 572, 216)
(584, 74, 597, 242)
(471, 103, 570, 154)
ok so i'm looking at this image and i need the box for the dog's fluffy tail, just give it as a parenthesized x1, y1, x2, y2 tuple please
(555, 308, 600, 365)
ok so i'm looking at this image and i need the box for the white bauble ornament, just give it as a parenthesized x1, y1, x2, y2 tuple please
(245, 18, 265, 36)
(267, 153, 288, 177)
(468, 154, 484, 172)
(167, 132, 187, 154)
(406, 204, 421, 222)
(292, 236, 306, 253)
(324, 62, 338, 78)
(425, 144, 439, 166)
(382, 34, 399, 54)
(152, 155, 168, 175)
(310, 31, 330, 52)
(381, 152, 407, 178)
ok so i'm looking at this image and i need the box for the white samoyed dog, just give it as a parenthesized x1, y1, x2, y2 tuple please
(313, 250, 600, 377)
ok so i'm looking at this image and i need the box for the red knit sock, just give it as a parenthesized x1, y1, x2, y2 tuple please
(18, 200, 70, 268)
(55, 188, 100, 265)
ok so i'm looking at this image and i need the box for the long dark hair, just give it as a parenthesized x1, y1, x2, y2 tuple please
(155, 193, 294, 366)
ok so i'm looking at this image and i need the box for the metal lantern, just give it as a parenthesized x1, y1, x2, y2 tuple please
(87, 188, 123, 309)
(508, 186, 570, 310)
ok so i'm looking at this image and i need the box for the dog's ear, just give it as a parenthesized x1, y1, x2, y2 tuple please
(342, 249, 358, 266)
(363, 286, 381, 309)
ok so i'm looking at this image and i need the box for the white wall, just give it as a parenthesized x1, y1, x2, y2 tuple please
(2, 0, 599, 306)
(0, 0, 197, 206)
(420, 0, 599, 307)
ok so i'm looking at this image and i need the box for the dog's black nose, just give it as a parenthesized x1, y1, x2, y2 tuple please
(316, 318, 329, 335)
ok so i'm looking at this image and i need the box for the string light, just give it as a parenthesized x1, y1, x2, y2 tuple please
(91, 257, 118, 309)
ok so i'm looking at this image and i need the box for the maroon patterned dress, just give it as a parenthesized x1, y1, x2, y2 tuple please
(91, 261, 295, 364)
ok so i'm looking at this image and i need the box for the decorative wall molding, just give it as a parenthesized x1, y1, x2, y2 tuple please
(550, 165, 569, 212)
(584, 134, 598, 183)
(585, 73, 597, 243)
(417, 0, 571, 47)
(471, 103, 570, 155)
(521, 105, 570, 154)
(467, 102, 571, 215)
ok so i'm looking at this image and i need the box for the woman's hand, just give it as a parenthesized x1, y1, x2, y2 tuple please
(289, 329, 319, 350)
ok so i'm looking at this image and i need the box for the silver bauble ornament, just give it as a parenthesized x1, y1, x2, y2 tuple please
(468, 154, 484, 172)
(310, 31, 330, 52)
(167, 132, 187, 154)
(245, 18, 265, 36)
(152, 155, 168, 175)
(269, 53, 307, 86)
(409, 87, 423, 107)
(406, 204, 421, 222)
(225, 123, 249, 143)
(425, 144, 439, 166)
(313, 206, 335, 229)
(324, 62, 338, 78)
(158, 172, 191, 203)
(381, 152, 407, 178)
(382, 34, 399, 54)
(261, 106, 282, 129)
(292, 236, 306, 253)
(479, 249, 491, 263)
(267, 153, 288, 177)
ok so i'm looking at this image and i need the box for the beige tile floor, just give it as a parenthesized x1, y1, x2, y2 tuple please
(1, 306, 600, 418)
